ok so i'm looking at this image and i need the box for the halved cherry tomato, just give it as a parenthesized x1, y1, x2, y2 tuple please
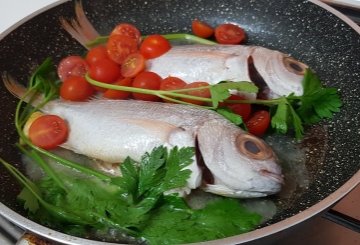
(110, 23, 141, 43)
(181, 81, 211, 106)
(103, 77, 132, 100)
(191, 19, 214, 38)
(214, 23, 246, 44)
(28, 114, 69, 150)
(85, 45, 109, 66)
(160, 76, 187, 103)
(121, 53, 146, 78)
(60, 76, 95, 101)
(140, 34, 171, 59)
(132, 71, 162, 101)
(220, 95, 251, 121)
(245, 110, 271, 137)
(88, 58, 121, 83)
(57, 56, 88, 81)
(106, 34, 139, 64)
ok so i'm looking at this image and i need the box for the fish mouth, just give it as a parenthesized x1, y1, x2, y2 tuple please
(260, 169, 284, 184)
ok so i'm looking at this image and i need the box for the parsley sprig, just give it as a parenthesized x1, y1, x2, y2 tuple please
(86, 68, 341, 139)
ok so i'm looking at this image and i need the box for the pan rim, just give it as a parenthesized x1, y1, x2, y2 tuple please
(0, 0, 359, 244)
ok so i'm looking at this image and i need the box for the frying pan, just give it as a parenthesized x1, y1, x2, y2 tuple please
(0, 0, 359, 244)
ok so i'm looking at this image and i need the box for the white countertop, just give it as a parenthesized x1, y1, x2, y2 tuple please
(0, 0, 64, 35)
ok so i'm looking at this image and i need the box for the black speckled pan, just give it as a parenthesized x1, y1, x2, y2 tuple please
(0, 0, 359, 244)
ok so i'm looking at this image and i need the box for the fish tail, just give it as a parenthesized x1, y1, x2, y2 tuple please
(2, 72, 43, 106)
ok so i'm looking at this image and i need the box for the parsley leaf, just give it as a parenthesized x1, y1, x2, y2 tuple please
(216, 108, 244, 126)
(270, 97, 289, 134)
(210, 81, 258, 108)
(17, 187, 40, 213)
(141, 197, 261, 244)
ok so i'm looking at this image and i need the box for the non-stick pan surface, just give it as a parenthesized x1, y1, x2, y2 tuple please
(0, 0, 359, 244)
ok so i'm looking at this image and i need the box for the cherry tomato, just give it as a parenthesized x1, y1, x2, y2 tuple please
(85, 45, 109, 66)
(181, 81, 211, 106)
(132, 71, 162, 101)
(88, 58, 121, 83)
(60, 76, 95, 101)
(220, 95, 251, 121)
(28, 114, 69, 150)
(140, 34, 171, 59)
(245, 110, 271, 137)
(160, 76, 187, 103)
(103, 77, 132, 100)
(214, 23, 246, 44)
(57, 56, 88, 81)
(110, 23, 141, 43)
(106, 34, 139, 64)
(160, 76, 186, 91)
(121, 53, 146, 78)
(191, 19, 214, 38)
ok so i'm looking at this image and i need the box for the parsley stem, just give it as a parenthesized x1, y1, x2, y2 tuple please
(86, 33, 216, 48)
(85, 74, 213, 103)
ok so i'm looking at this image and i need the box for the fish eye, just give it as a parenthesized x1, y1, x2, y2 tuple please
(236, 134, 274, 160)
(283, 56, 307, 75)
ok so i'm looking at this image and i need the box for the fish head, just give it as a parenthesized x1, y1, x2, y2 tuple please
(250, 47, 308, 99)
(197, 120, 283, 198)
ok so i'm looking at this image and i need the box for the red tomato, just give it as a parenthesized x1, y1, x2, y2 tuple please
(103, 77, 132, 100)
(181, 81, 211, 106)
(88, 58, 121, 83)
(214, 23, 246, 44)
(110, 23, 141, 43)
(132, 71, 162, 101)
(60, 76, 95, 101)
(220, 95, 251, 121)
(106, 34, 139, 64)
(160, 76, 186, 91)
(28, 115, 69, 150)
(191, 19, 214, 38)
(85, 45, 109, 66)
(140, 34, 171, 59)
(160, 76, 187, 103)
(121, 53, 146, 78)
(57, 56, 88, 81)
(245, 110, 271, 137)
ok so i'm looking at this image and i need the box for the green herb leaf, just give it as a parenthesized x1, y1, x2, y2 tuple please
(138, 146, 167, 196)
(112, 157, 139, 202)
(296, 87, 342, 125)
(18, 187, 40, 213)
(141, 197, 262, 244)
(159, 146, 194, 193)
(270, 98, 289, 134)
(216, 108, 244, 126)
(210, 81, 258, 108)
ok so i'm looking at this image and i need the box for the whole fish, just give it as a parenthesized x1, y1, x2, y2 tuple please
(5, 77, 283, 198)
(147, 44, 308, 99)
(61, 1, 308, 99)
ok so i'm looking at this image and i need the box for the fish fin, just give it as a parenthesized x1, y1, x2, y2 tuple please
(2, 72, 43, 105)
(59, 0, 100, 49)
(122, 118, 179, 142)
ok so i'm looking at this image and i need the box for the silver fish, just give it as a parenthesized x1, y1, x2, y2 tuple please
(60, 1, 307, 99)
(4, 76, 283, 198)
(147, 44, 308, 99)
